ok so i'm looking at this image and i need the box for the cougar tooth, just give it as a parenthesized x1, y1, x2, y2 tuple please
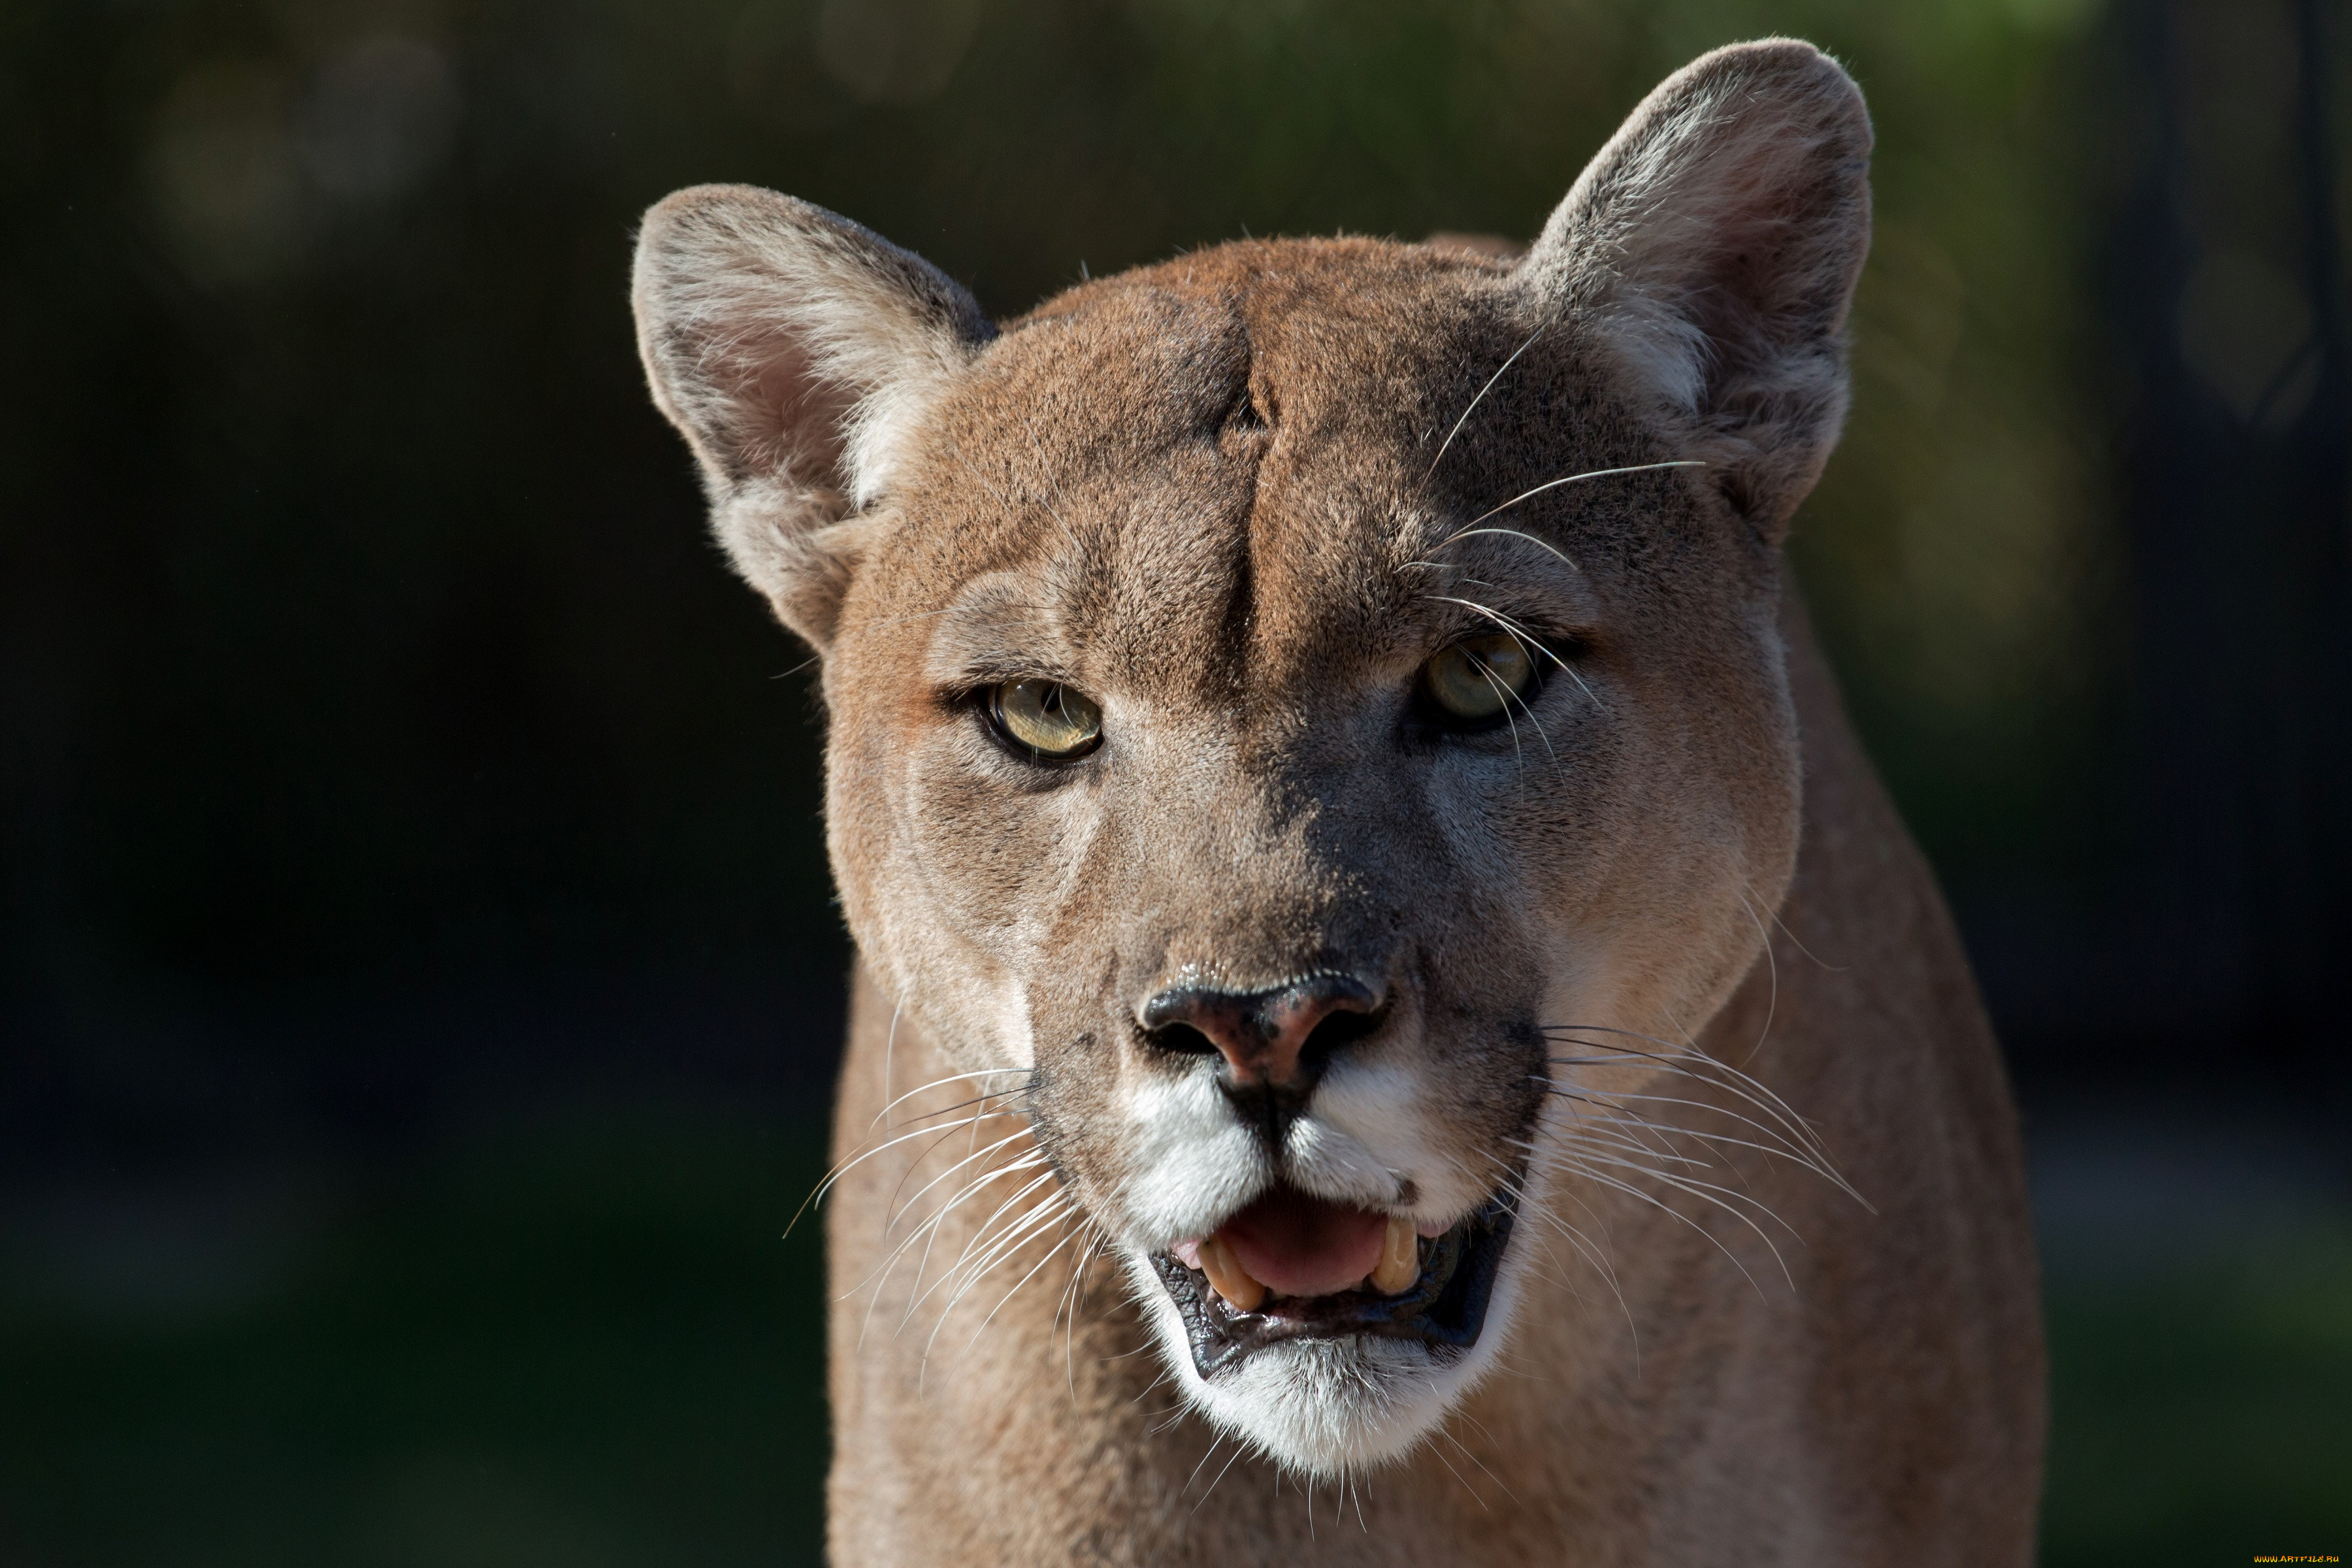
(1197, 1234, 1266, 1313)
(1371, 1213, 1419, 1295)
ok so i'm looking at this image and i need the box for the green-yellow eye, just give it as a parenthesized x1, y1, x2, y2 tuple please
(990, 678, 1103, 760)
(1421, 634, 1537, 723)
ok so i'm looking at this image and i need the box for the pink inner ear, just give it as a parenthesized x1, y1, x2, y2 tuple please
(726, 330, 861, 486)
(1701, 170, 1842, 341)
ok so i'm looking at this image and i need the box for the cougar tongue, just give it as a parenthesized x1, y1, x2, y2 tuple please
(1217, 1188, 1387, 1300)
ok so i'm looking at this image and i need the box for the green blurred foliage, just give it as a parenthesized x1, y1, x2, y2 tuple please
(2042, 1226, 2352, 1563)
(0, 1120, 832, 1567)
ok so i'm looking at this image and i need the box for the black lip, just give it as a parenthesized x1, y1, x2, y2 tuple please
(1147, 1197, 1517, 1380)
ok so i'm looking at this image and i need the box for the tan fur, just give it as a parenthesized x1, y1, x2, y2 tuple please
(633, 38, 2044, 1566)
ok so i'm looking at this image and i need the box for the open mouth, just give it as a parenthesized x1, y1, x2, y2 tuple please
(1148, 1187, 1516, 1379)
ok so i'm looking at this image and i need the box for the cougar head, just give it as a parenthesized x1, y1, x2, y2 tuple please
(633, 40, 1870, 1477)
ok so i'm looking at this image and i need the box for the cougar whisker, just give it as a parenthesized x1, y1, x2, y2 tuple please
(912, 1188, 1070, 1356)
(943, 1217, 1091, 1378)
(1438, 1426, 1519, 1507)
(1423, 1433, 1492, 1512)
(918, 1169, 1070, 1325)
(1421, 524, 1580, 573)
(1550, 1140, 1802, 1262)
(871, 1102, 1031, 1244)
(1190, 1432, 1251, 1513)
(1546, 1078, 1840, 1171)
(1421, 323, 1544, 483)
(1512, 1138, 1780, 1298)
(1423, 594, 1607, 711)
(869, 1065, 1032, 1134)
(1462, 459, 1707, 529)
(1542, 1031, 1838, 1157)
(793, 1091, 1029, 1237)
(882, 1126, 1036, 1241)
(857, 1149, 1051, 1341)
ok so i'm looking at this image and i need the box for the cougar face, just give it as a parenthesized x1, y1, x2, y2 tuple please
(813, 253, 1799, 1469)
(634, 39, 1864, 1478)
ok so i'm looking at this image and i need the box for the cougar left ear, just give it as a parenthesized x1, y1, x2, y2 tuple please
(1519, 39, 1872, 541)
(632, 185, 996, 647)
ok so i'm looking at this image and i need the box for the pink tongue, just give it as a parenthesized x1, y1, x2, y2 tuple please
(1218, 1189, 1386, 1299)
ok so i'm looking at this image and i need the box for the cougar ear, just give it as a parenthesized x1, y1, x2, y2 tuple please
(1520, 40, 1872, 540)
(632, 184, 996, 647)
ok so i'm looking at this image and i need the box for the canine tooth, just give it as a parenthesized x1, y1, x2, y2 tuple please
(1197, 1235, 1266, 1312)
(1371, 1214, 1419, 1295)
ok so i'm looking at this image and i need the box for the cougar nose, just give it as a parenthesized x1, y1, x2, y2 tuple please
(1139, 973, 1382, 1094)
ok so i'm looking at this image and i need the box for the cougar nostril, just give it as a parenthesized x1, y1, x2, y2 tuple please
(1145, 1021, 1220, 1058)
(1300, 1004, 1381, 1065)
(1137, 973, 1382, 1094)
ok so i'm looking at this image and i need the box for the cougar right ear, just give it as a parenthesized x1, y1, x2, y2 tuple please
(1518, 41, 1872, 542)
(632, 185, 995, 647)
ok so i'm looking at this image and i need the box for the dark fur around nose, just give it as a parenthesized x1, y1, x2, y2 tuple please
(1139, 974, 1382, 1123)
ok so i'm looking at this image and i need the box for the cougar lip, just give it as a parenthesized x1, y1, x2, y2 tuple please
(1149, 1188, 1518, 1380)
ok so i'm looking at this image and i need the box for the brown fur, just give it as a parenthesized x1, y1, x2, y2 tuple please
(633, 39, 2044, 1566)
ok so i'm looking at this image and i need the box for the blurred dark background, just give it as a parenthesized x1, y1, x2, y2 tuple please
(2, 0, 2345, 1562)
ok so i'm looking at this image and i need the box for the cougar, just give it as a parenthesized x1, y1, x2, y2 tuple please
(632, 37, 2044, 1565)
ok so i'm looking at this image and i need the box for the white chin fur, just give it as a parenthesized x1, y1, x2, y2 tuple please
(1123, 1248, 1522, 1479)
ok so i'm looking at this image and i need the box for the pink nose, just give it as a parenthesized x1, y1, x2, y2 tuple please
(1139, 974, 1380, 1091)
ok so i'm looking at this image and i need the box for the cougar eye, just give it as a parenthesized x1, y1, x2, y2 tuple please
(1420, 634, 1537, 724)
(989, 678, 1103, 760)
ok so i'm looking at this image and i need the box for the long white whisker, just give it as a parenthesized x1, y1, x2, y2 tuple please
(945, 1220, 1086, 1375)
(1422, 323, 1543, 482)
(918, 1212, 1073, 1387)
(1539, 1135, 1799, 1233)
(912, 1166, 1061, 1308)
(1424, 1437, 1490, 1512)
(917, 1188, 1073, 1370)
(1190, 1438, 1250, 1513)
(1549, 1053, 1853, 1196)
(868, 1067, 1032, 1135)
(791, 1096, 1024, 1236)
(1474, 655, 1528, 783)
(877, 1000, 903, 1127)
(1518, 1190, 1640, 1367)
(1543, 1032, 1839, 1161)
(1546, 1079, 1846, 1179)
(1551, 1124, 1713, 1169)
(856, 1151, 1051, 1338)
(1179, 1433, 1228, 1499)
(1057, 1226, 1106, 1406)
(921, 1175, 1070, 1321)
(1438, 1427, 1518, 1507)
(1533, 1142, 1799, 1286)
(1463, 460, 1706, 529)
(1731, 885, 1780, 1069)
(1561, 1088, 1843, 1177)
(869, 1112, 1031, 1266)
(860, 1158, 1028, 1346)
(1422, 524, 1580, 572)
(1512, 1137, 1779, 1296)
(858, 1147, 1045, 1299)
(883, 1127, 1036, 1239)
(1480, 651, 1565, 779)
